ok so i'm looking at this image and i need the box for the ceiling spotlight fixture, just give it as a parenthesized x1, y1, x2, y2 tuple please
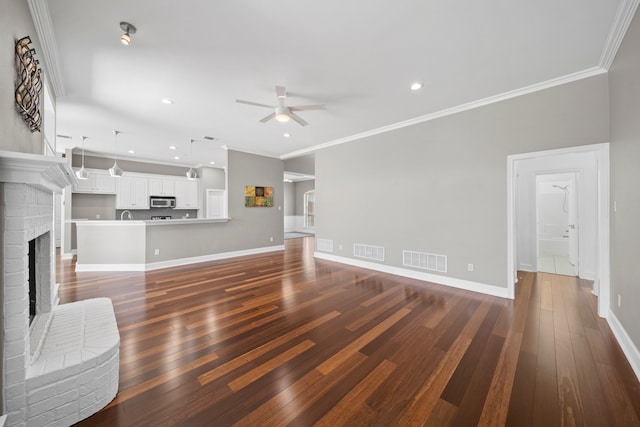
(120, 22, 137, 46)
(174, 156, 180, 160)
(161, 98, 174, 105)
(169, 145, 176, 150)
(128, 150, 135, 154)
(209, 161, 216, 165)
(185, 139, 198, 180)
(410, 82, 423, 91)
(76, 136, 90, 180)
(109, 130, 124, 177)
(283, 133, 291, 138)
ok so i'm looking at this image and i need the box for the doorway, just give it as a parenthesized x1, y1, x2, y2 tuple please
(536, 173, 577, 276)
(507, 143, 610, 317)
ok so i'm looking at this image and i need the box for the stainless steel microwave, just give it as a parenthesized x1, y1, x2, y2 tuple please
(150, 196, 176, 208)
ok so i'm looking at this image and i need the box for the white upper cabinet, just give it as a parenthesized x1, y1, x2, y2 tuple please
(72, 169, 115, 194)
(116, 176, 149, 209)
(174, 179, 199, 209)
(149, 178, 175, 197)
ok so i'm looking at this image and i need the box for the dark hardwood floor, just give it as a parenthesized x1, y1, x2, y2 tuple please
(58, 237, 640, 426)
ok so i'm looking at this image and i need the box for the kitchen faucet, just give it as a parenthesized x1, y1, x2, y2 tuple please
(121, 210, 132, 221)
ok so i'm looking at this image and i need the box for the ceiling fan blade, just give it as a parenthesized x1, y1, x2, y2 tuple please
(275, 85, 286, 99)
(236, 99, 274, 109)
(288, 112, 308, 126)
(259, 112, 276, 123)
(289, 104, 326, 112)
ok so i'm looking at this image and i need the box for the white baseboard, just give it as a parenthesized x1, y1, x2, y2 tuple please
(607, 310, 640, 382)
(314, 252, 510, 299)
(74, 245, 285, 272)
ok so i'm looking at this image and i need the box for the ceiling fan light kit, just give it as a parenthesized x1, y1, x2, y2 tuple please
(120, 22, 136, 46)
(236, 85, 325, 127)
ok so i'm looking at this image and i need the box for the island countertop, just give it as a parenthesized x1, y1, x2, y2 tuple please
(70, 218, 230, 226)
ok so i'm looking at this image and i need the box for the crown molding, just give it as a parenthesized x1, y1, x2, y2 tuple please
(223, 145, 282, 160)
(599, 0, 640, 70)
(27, 0, 65, 97)
(282, 67, 607, 159)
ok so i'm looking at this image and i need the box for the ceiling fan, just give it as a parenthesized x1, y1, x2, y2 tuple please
(236, 85, 325, 126)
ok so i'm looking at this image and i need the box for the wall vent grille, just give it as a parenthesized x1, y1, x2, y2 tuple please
(353, 243, 385, 262)
(403, 250, 447, 273)
(317, 238, 334, 253)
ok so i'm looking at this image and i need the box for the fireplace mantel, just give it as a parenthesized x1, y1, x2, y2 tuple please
(0, 151, 76, 192)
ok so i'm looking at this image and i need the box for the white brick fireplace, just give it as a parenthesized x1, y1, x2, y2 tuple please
(0, 151, 120, 427)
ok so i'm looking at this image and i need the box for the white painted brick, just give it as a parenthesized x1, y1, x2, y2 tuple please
(4, 243, 26, 259)
(5, 355, 25, 374)
(5, 187, 27, 204)
(25, 410, 54, 427)
(4, 230, 27, 244)
(5, 205, 28, 217)
(55, 400, 78, 420)
(78, 392, 96, 412)
(4, 271, 26, 287)
(5, 382, 26, 402)
(4, 257, 27, 274)
(26, 382, 56, 404)
(5, 297, 28, 315)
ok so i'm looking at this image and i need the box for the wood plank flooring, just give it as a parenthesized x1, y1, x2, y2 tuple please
(56, 237, 640, 426)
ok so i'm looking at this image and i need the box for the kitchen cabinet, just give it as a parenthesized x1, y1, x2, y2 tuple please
(174, 179, 199, 209)
(149, 178, 175, 197)
(116, 176, 149, 209)
(72, 169, 115, 194)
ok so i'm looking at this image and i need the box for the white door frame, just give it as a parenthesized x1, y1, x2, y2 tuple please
(507, 143, 610, 317)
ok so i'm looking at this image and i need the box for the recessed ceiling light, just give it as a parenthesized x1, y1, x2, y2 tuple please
(283, 133, 291, 138)
(128, 150, 135, 154)
(174, 156, 180, 160)
(203, 136, 217, 141)
(209, 161, 216, 165)
(410, 82, 423, 91)
(161, 98, 174, 105)
(169, 145, 176, 150)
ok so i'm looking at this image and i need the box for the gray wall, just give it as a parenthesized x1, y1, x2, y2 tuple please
(609, 10, 640, 355)
(72, 154, 196, 176)
(284, 182, 295, 216)
(145, 149, 284, 262)
(294, 180, 315, 216)
(0, 0, 44, 154)
(284, 155, 315, 175)
(316, 74, 609, 289)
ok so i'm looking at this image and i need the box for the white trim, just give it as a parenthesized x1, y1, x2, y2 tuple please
(607, 311, 640, 382)
(599, 0, 640, 70)
(0, 150, 76, 193)
(281, 68, 606, 160)
(507, 143, 610, 318)
(61, 253, 73, 260)
(27, 0, 65, 96)
(75, 245, 285, 272)
(314, 252, 510, 299)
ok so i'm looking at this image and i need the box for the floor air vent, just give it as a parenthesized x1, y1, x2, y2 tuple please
(317, 238, 334, 252)
(403, 250, 447, 273)
(353, 243, 385, 262)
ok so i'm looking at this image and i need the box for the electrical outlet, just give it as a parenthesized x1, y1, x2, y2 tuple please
(614, 201, 617, 212)
(468, 263, 474, 272)
(96, 214, 101, 219)
(270, 236, 274, 242)
(618, 293, 621, 307)
(339, 244, 343, 251)
(154, 249, 159, 255)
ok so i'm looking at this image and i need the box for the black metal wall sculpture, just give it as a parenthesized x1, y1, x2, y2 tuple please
(15, 36, 42, 132)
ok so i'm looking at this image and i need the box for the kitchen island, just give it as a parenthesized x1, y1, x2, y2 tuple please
(74, 218, 284, 272)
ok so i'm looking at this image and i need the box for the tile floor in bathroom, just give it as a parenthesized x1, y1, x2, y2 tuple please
(538, 254, 576, 276)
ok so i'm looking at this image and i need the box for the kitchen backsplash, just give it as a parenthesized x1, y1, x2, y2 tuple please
(115, 208, 198, 220)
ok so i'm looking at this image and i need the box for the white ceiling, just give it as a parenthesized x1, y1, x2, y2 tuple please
(46, 0, 623, 169)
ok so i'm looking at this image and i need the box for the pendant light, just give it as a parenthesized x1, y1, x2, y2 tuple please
(76, 135, 90, 180)
(109, 130, 124, 177)
(185, 139, 198, 180)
